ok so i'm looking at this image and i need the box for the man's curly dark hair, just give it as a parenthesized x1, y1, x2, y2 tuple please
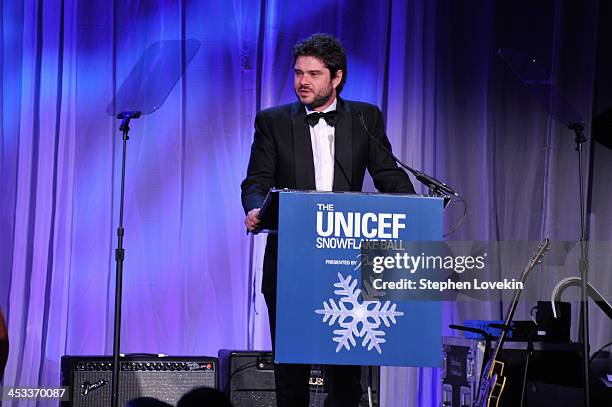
(293, 33, 347, 94)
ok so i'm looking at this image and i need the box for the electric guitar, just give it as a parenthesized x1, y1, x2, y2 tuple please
(473, 238, 550, 407)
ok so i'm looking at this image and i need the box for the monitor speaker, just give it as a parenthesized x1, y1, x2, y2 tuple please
(218, 350, 379, 406)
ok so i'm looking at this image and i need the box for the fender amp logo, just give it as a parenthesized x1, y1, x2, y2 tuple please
(80, 379, 108, 396)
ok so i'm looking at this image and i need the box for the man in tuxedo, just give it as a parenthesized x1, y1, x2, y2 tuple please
(241, 33, 414, 407)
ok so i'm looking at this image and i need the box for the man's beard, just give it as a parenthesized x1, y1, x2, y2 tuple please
(299, 82, 334, 108)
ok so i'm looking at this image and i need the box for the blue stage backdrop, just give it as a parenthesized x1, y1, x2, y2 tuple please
(1, 1, 610, 406)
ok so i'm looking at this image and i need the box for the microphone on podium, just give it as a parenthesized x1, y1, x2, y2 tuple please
(357, 111, 459, 197)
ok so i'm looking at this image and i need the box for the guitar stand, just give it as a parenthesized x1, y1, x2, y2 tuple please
(488, 323, 534, 407)
(519, 334, 534, 407)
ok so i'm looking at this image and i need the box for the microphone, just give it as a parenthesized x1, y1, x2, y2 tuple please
(357, 111, 459, 197)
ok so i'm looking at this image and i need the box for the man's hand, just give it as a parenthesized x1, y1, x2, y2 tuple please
(245, 208, 261, 232)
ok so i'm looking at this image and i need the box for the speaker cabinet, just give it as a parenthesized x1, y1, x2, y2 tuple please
(218, 350, 379, 406)
(61, 355, 217, 406)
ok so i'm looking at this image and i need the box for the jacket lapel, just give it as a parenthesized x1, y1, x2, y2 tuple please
(333, 98, 353, 190)
(291, 102, 316, 190)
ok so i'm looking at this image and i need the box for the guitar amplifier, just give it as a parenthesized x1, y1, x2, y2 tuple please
(61, 355, 218, 407)
(441, 336, 486, 407)
(218, 350, 379, 406)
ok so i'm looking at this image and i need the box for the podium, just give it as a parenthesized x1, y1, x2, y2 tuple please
(260, 190, 444, 367)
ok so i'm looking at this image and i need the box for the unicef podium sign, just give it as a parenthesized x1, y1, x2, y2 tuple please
(275, 191, 443, 367)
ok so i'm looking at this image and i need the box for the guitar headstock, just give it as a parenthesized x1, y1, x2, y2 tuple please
(527, 238, 550, 271)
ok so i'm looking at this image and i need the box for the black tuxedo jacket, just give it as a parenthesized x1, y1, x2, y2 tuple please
(241, 98, 415, 295)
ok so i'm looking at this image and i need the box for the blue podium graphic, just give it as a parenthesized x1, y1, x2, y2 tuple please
(275, 191, 443, 367)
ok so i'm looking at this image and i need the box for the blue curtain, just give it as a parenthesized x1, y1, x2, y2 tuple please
(1, 1, 610, 406)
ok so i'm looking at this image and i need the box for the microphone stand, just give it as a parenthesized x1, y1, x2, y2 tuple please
(497, 48, 592, 405)
(111, 111, 141, 407)
(569, 122, 591, 407)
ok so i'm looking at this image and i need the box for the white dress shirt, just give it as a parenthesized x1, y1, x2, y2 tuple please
(306, 99, 337, 191)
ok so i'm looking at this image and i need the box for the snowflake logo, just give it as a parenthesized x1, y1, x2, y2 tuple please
(315, 273, 404, 354)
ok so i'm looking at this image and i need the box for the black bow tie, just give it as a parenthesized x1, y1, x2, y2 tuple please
(306, 111, 338, 127)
